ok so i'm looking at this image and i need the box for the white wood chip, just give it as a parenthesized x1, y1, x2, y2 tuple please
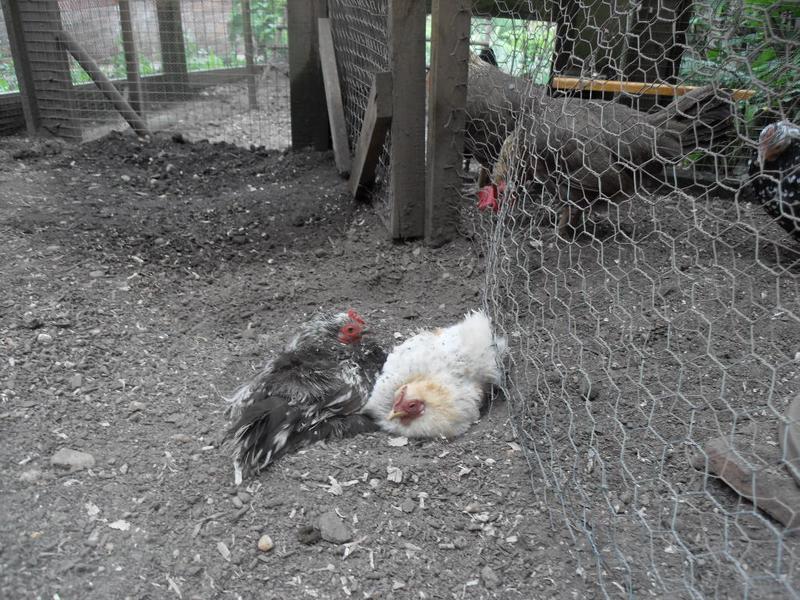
(386, 466, 403, 483)
(387, 436, 408, 447)
(216, 541, 231, 562)
(108, 519, 130, 531)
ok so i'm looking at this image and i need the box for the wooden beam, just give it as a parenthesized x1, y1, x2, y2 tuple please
(425, 0, 471, 246)
(118, 0, 143, 116)
(350, 73, 393, 199)
(56, 30, 149, 137)
(287, 0, 329, 150)
(388, 0, 427, 240)
(552, 76, 756, 101)
(155, 0, 189, 97)
(241, 0, 258, 110)
(317, 18, 351, 177)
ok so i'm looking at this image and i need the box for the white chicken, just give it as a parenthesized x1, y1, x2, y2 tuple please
(364, 310, 506, 438)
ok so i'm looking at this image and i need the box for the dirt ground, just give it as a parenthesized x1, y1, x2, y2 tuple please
(0, 132, 593, 600)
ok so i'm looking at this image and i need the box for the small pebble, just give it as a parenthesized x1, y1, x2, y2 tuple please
(120, 175, 131, 183)
(89, 270, 105, 278)
(400, 499, 416, 513)
(36, 333, 53, 345)
(68, 374, 83, 390)
(481, 566, 501, 589)
(232, 497, 244, 509)
(257, 534, 274, 552)
(51, 448, 95, 471)
(19, 468, 42, 483)
(171, 433, 192, 443)
(318, 511, 352, 544)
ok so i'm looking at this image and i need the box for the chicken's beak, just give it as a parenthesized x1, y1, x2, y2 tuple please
(387, 410, 408, 421)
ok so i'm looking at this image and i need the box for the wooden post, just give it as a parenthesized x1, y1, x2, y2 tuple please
(425, 0, 470, 246)
(56, 30, 149, 137)
(350, 73, 393, 198)
(1, 0, 40, 134)
(287, 0, 329, 150)
(318, 17, 351, 176)
(155, 0, 189, 97)
(388, 0, 427, 240)
(241, 0, 258, 110)
(1, 0, 78, 139)
(118, 0, 143, 116)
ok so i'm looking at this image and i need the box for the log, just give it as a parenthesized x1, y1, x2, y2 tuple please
(781, 395, 800, 486)
(699, 422, 800, 530)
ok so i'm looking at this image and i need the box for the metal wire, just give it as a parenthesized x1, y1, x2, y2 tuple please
(467, 0, 800, 597)
(328, 0, 391, 214)
(1, 0, 289, 147)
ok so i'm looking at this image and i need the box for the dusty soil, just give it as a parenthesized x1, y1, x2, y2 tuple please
(82, 69, 291, 149)
(0, 132, 589, 600)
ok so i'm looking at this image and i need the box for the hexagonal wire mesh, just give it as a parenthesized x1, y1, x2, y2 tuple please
(1, 0, 290, 146)
(328, 0, 392, 218)
(462, 0, 800, 597)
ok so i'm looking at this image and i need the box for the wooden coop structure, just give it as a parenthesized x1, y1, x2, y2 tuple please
(289, 0, 746, 245)
(0, 0, 748, 244)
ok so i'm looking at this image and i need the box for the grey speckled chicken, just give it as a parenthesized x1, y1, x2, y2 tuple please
(224, 309, 386, 482)
(746, 121, 800, 240)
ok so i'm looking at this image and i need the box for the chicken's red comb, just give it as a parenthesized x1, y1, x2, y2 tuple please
(477, 185, 500, 213)
(347, 309, 365, 325)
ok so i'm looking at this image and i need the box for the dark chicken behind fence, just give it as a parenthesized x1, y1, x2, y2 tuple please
(745, 121, 800, 240)
(224, 309, 386, 482)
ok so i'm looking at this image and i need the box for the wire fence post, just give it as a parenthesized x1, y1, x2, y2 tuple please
(241, 0, 258, 111)
(155, 0, 189, 98)
(387, 0, 427, 240)
(425, 0, 471, 246)
(118, 0, 143, 117)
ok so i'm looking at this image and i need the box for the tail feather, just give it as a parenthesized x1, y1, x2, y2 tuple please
(227, 396, 298, 474)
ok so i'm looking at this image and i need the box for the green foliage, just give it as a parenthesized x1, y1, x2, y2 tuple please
(228, 0, 287, 61)
(473, 18, 556, 85)
(0, 47, 19, 93)
(683, 0, 800, 125)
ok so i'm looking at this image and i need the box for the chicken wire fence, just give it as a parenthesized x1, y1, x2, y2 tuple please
(0, 0, 290, 147)
(328, 0, 392, 216)
(463, 0, 800, 598)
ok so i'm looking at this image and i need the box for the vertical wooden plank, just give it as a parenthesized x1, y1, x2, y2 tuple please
(241, 0, 258, 110)
(1, 0, 41, 134)
(11, 0, 79, 139)
(287, 0, 329, 150)
(425, 0, 470, 246)
(388, 0, 427, 240)
(318, 17, 351, 176)
(350, 73, 393, 197)
(118, 0, 143, 116)
(156, 0, 189, 97)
